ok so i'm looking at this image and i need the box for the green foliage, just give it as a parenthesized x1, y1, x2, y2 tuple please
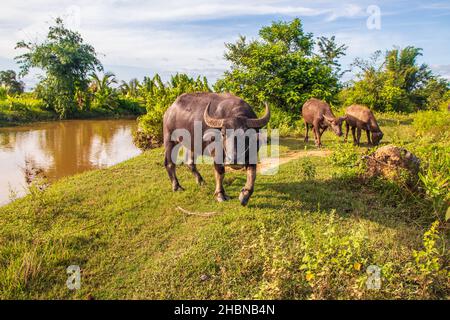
(341, 47, 449, 112)
(0, 70, 24, 95)
(135, 73, 211, 148)
(409, 221, 449, 297)
(330, 142, 359, 167)
(413, 110, 450, 138)
(419, 169, 449, 221)
(301, 158, 316, 180)
(215, 19, 345, 117)
(298, 212, 371, 299)
(0, 95, 55, 125)
(0, 87, 7, 100)
(15, 18, 103, 118)
(90, 72, 118, 110)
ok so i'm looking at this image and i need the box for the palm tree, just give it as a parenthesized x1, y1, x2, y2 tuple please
(119, 78, 140, 98)
(90, 72, 119, 110)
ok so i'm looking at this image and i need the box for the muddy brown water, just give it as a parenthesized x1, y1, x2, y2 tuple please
(0, 119, 142, 206)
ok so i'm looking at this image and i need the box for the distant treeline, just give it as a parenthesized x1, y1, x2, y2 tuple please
(1, 18, 449, 133)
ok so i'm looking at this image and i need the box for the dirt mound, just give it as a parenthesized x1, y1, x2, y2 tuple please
(363, 145, 420, 186)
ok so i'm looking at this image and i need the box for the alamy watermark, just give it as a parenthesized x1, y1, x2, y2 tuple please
(366, 265, 381, 290)
(170, 121, 280, 175)
(66, 265, 81, 290)
(367, 5, 381, 30)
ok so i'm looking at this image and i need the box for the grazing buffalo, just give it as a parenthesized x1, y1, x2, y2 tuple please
(344, 104, 383, 146)
(163, 92, 270, 206)
(302, 98, 346, 147)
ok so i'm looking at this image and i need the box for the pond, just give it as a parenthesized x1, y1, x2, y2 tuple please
(0, 119, 142, 206)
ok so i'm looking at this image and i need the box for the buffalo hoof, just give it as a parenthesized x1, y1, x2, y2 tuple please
(216, 192, 230, 202)
(173, 184, 184, 192)
(197, 178, 206, 186)
(239, 188, 253, 206)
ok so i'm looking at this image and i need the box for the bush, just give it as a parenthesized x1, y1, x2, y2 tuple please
(135, 74, 211, 149)
(0, 87, 7, 100)
(413, 110, 450, 138)
(0, 96, 55, 124)
(117, 97, 145, 115)
(330, 142, 360, 168)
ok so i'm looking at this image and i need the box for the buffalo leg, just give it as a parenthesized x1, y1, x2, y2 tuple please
(164, 141, 183, 191)
(356, 128, 362, 145)
(186, 151, 204, 185)
(239, 165, 256, 206)
(366, 130, 372, 146)
(213, 163, 229, 202)
(304, 122, 309, 142)
(344, 123, 350, 142)
(351, 127, 357, 144)
(313, 121, 322, 147)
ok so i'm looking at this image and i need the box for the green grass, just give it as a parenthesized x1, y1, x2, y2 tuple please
(0, 115, 449, 300)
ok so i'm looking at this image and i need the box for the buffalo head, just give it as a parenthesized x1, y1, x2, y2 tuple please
(203, 102, 270, 164)
(324, 115, 347, 137)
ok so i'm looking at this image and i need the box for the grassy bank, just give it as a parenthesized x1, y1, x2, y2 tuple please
(0, 114, 449, 299)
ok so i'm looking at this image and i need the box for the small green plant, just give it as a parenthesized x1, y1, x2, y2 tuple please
(409, 221, 450, 297)
(419, 169, 449, 221)
(298, 212, 371, 299)
(301, 158, 316, 180)
(413, 110, 450, 139)
(330, 142, 359, 168)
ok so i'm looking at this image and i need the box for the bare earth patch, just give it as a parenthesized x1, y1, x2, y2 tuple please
(258, 149, 331, 173)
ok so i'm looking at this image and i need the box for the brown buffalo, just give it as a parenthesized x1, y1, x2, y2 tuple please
(302, 98, 346, 147)
(344, 104, 383, 145)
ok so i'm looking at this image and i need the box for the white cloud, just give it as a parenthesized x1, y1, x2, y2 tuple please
(431, 64, 450, 80)
(0, 1, 448, 87)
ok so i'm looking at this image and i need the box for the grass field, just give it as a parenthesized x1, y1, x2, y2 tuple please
(0, 113, 449, 299)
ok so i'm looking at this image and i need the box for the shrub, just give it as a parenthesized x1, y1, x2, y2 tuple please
(0, 96, 55, 124)
(135, 74, 211, 149)
(413, 110, 450, 138)
(117, 97, 145, 115)
(330, 142, 360, 167)
(0, 87, 7, 100)
(301, 158, 316, 180)
(408, 221, 450, 298)
(298, 212, 372, 299)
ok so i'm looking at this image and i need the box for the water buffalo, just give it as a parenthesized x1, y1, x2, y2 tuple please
(344, 104, 383, 145)
(302, 98, 346, 147)
(163, 92, 270, 206)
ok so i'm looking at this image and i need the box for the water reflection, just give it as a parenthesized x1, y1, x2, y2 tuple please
(0, 119, 141, 205)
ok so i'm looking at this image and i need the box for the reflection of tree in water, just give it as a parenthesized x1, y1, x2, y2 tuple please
(0, 130, 18, 149)
(38, 120, 134, 179)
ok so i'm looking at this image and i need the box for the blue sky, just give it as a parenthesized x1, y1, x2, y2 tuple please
(0, 0, 449, 88)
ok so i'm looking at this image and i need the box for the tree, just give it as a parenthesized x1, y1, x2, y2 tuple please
(341, 46, 449, 112)
(15, 18, 103, 118)
(119, 78, 140, 98)
(215, 19, 346, 115)
(317, 36, 348, 78)
(0, 70, 25, 95)
(90, 72, 119, 110)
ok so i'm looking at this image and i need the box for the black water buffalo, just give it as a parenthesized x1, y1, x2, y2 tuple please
(163, 92, 270, 206)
